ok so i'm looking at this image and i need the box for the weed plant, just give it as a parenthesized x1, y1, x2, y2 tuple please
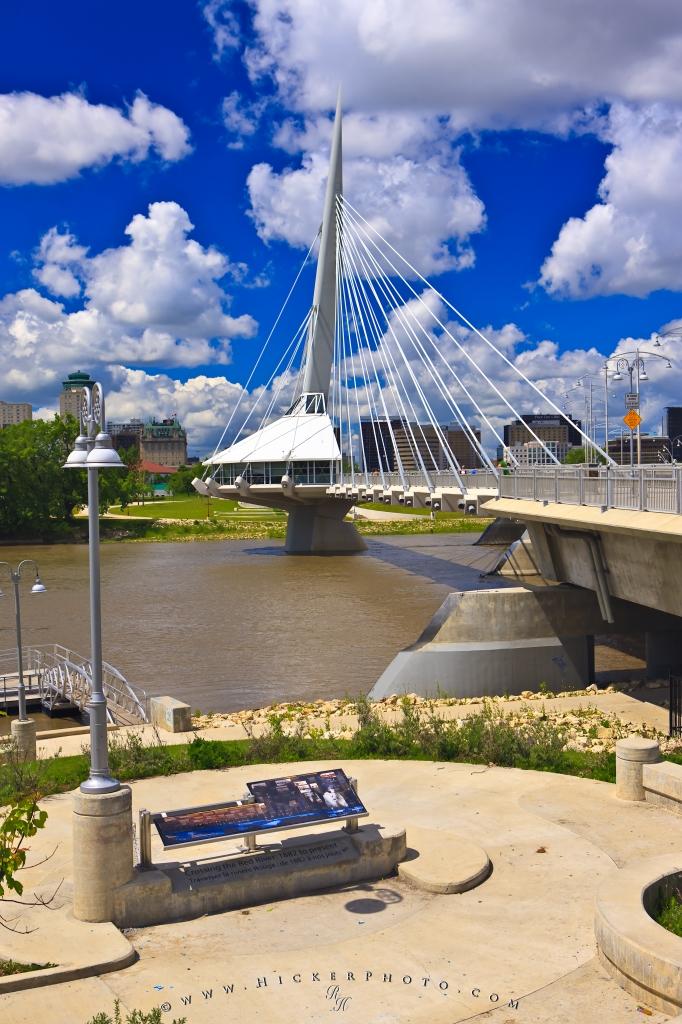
(0, 958, 56, 976)
(657, 888, 682, 937)
(0, 700, 629, 807)
(86, 999, 186, 1024)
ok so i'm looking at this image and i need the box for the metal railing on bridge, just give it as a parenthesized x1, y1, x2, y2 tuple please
(0, 644, 148, 726)
(499, 465, 682, 514)
(670, 675, 682, 738)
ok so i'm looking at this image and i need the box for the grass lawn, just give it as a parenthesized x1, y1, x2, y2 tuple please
(109, 495, 284, 520)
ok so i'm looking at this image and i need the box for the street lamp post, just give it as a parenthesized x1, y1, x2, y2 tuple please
(670, 435, 682, 463)
(606, 348, 673, 466)
(0, 560, 46, 760)
(64, 382, 124, 794)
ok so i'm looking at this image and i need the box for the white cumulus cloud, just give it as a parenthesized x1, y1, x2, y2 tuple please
(0, 91, 191, 185)
(540, 103, 682, 297)
(248, 134, 485, 276)
(222, 91, 268, 148)
(241, 0, 682, 128)
(0, 203, 258, 412)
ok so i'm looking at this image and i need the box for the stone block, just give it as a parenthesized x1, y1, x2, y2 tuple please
(150, 695, 192, 733)
(113, 824, 406, 929)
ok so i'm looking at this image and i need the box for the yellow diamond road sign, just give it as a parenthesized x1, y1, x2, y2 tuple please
(623, 409, 642, 430)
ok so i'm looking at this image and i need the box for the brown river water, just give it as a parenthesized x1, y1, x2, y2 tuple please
(0, 534, 489, 724)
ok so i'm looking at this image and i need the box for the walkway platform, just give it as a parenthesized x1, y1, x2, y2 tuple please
(2, 759, 681, 1022)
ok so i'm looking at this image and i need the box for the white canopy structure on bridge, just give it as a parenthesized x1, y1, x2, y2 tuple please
(197, 93, 609, 553)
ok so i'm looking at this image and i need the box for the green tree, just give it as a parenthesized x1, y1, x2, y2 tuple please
(98, 445, 141, 512)
(168, 464, 198, 497)
(563, 447, 586, 464)
(0, 416, 87, 538)
(563, 447, 606, 465)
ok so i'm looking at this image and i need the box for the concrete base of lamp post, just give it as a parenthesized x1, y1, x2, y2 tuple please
(72, 785, 134, 922)
(10, 718, 37, 762)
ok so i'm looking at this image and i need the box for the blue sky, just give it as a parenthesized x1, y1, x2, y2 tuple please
(1, 0, 682, 453)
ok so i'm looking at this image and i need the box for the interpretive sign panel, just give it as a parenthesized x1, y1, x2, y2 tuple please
(154, 768, 367, 849)
(247, 769, 366, 824)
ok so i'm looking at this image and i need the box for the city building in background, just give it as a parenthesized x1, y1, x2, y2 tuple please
(0, 400, 32, 428)
(509, 440, 572, 465)
(607, 434, 672, 465)
(59, 370, 95, 419)
(108, 420, 145, 451)
(663, 407, 682, 446)
(359, 418, 399, 473)
(359, 419, 483, 473)
(139, 417, 188, 468)
(503, 413, 583, 449)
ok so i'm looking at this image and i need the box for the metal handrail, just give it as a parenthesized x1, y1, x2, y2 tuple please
(0, 643, 148, 725)
(498, 465, 682, 514)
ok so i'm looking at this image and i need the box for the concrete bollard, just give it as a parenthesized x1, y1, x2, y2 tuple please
(10, 718, 37, 762)
(72, 786, 134, 922)
(615, 737, 661, 801)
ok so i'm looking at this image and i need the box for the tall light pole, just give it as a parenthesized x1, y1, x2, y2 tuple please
(0, 560, 46, 759)
(64, 382, 124, 794)
(671, 435, 682, 463)
(606, 349, 673, 466)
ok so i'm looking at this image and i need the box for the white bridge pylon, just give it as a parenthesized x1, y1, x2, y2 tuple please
(196, 95, 609, 553)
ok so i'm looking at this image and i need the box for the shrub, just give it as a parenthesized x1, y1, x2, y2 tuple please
(657, 888, 682, 938)
(187, 736, 229, 770)
(106, 729, 186, 780)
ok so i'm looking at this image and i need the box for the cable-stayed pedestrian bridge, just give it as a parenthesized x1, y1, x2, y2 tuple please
(192, 94, 682, 696)
(195, 97, 604, 551)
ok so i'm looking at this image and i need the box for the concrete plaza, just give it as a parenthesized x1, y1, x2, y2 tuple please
(2, 756, 682, 1023)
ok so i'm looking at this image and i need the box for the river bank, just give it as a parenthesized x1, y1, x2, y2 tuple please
(0, 511, 493, 546)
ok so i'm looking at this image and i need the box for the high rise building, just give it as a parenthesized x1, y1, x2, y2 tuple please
(503, 413, 582, 449)
(510, 440, 572, 465)
(663, 407, 682, 444)
(358, 419, 483, 472)
(608, 434, 672, 465)
(60, 370, 95, 420)
(0, 400, 32, 428)
(139, 417, 188, 468)
(359, 418, 400, 472)
(107, 420, 145, 451)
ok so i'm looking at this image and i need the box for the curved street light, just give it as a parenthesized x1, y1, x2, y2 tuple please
(0, 560, 46, 732)
(64, 382, 124, 795)
(604, 349, 673, 465)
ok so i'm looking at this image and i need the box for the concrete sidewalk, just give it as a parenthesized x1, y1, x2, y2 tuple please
(2, 758, 681, 1022)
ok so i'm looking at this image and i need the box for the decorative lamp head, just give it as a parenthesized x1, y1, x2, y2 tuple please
(63, 433, 90, 468)
(31, 575, 46, 594)
(85, 433, 125, 469)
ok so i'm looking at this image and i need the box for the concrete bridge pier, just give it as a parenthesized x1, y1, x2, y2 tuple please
(286, 500, 366, 554)
(645, 630, 682, 679)
(369, 585, 595, 700)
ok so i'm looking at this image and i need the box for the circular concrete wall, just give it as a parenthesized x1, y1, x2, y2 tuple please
(595, 854, 682, 1014)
